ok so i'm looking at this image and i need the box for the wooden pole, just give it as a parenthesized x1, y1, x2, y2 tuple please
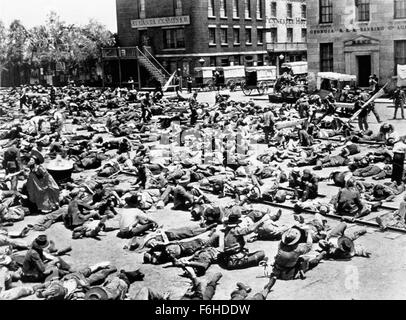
(118, 47, 122, 87)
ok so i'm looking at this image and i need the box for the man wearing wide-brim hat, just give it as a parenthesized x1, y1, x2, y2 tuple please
(218, 207, 270, 270)
(271, 225, 326, 280)
(21, 235, 69, 283)
(318, 222, 370, 260)
(85, 269, 144, 300)
(0, 254, 36, 300)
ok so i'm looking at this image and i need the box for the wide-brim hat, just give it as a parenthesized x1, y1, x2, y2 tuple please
(33, 234, 49, 249)
(282, 226, 304, 246)
(0, 254, 12, 266)
(337, 236, 355, 255)
(30, 149, 45, 164)
(85, 286, 109, 300)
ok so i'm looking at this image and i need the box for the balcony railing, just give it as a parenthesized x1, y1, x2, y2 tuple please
(266, 42, 307, 52)
(101, 47, 139, 59)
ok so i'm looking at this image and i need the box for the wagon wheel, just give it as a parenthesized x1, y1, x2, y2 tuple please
(257, 82, 268, 95)
(227, 80, 236, 92)
(241, 81, 252, 96)
(205, 79, 215, 91)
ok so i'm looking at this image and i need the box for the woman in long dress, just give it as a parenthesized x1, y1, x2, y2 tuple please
(26, 150, 60, 214)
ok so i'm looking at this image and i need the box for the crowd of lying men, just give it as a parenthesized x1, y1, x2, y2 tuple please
(0, 83, 405, 300)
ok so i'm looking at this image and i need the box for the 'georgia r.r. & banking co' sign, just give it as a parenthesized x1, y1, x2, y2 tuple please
(131, 15, 190, 28)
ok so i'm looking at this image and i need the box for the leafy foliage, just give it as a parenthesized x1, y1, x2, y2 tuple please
(1, 11, 115, 73)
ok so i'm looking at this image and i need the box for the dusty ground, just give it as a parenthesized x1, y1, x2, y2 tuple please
(6, 89, 406, 300)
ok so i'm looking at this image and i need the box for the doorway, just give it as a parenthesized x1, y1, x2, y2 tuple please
(357, 55, 371, 87)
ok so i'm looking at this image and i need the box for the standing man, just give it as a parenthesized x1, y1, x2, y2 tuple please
(369, 75, 378, 94)
(140, 93, 152, 123)
(50, 86, 56, 105)
(263, 106, 275, 146)
(3, 145, 22, 191)
(20, 87, 28, 110)
(393, 86, 406, 120)
(189, 91, 199, 126)
(360, 90, 382, 123)
(128, 77, 135, 90)
(186, 75, 193, 93)
(213, 70, 221, 92)
(354, 95, 371, 132)
(392, 135, 406, 186)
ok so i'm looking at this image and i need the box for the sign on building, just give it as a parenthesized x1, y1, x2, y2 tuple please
(131, 15, 190, 28)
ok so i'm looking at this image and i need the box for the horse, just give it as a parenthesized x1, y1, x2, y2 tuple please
(280, 85, 306, 100)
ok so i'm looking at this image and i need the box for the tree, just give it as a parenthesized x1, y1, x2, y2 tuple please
(0, 21, 8, 87)
(26, 12, 115, 81)
(7, 20, 29, 66)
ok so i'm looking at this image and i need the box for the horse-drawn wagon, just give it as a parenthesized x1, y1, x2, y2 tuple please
(194, 66, 245, 91)
(241, 66, 277, 96)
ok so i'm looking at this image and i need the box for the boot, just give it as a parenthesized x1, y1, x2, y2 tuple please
(56, 246, 73, 256)
(264, 276, 277, 292)
(209, 272, 223, 285)
(375, 217, 387, 231)
(48, 240, 57, 254)
(271, 209, 282, 221)
(236, 282, 252, 293)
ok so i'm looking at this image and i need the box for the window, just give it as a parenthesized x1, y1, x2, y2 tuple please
(395, 0, 406, 18)
(271, 2, 277, 17)
(234, 55, 241, 65)
(221, 58, 230, 66)
(139, 0, 146, 19)
(257, 0, 264, 19)
(301, 4, 307, 19)
(356, 0, 370, 21)
(220, 0, 227, 17)
(287, 3, 293, 18)
(245, 28, 252, 43)
(270, 28, 277, 43)
(163, 29, 185, 49)
(221, 28, 228, 44)
(174, 0, 182, 15)
(233, 28, 240, 44)
(301, 28, 307, 42)
(233, 0, 239, 17)
(210, 57, 216, 66)
(319, 0, 333, 23)
(245, 0, 252, 18)
(257, 29, 264, 44)
(320, 43, 334, 72)
(287, 28, 293, 43)
(395, 40, 406, 74)
(257, 54, 264, 66)
(208, 0, 215, 17)
(209, 28, 216, 45)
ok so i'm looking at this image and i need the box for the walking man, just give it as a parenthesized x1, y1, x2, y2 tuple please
(393, 86, 406, 120)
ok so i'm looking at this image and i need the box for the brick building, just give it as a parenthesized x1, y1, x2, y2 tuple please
(307, 0, 406, 91)
(265, 0, 307, 74)
(108, 0, 268, 86)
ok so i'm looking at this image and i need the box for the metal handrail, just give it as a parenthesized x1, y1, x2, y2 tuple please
(143, 47, 171, 77)
(135, 46, 166, 79)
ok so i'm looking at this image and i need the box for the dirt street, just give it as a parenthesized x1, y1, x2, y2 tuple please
(8, 89, 406, 300)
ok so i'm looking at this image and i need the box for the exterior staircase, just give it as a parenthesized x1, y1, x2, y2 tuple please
(136, 46, 171, 85)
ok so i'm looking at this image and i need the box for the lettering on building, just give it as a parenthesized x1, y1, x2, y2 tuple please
(309, 23, 406, 35)
(131, 15, 190, 28)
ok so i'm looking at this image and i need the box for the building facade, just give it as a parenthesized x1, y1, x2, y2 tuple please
(307, 0, 406, 90)
(115, 0, 268, 82)
(265, 0, 307, 74)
